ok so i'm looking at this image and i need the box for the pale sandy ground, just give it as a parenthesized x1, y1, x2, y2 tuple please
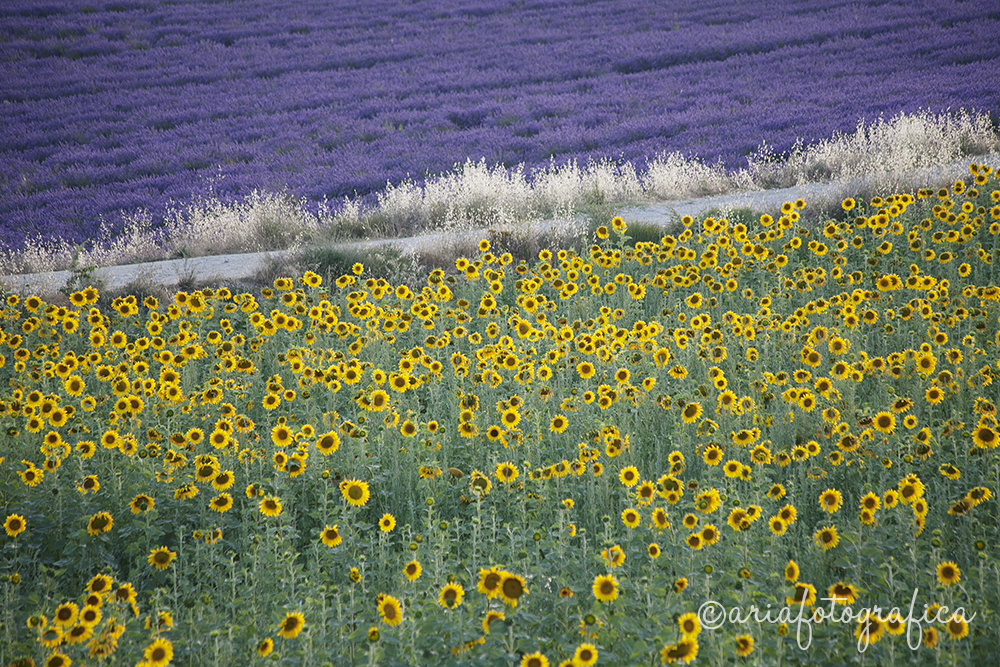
(3, 153, 998, 297)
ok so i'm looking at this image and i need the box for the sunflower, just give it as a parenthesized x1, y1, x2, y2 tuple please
(727, 508, 749, 531)
(464, 472, 491, 500)
(618, 466, 639, 487)
(500, 408, 521, 429)
(270, 424, 293, 448)
(827, 582, 858, 605)
(681, 402, 702, 424)
(722, 460, 742, 478)
(341, 479, 370, 507)
(972, 425, 998, 449)
(212, 470, 235, 491)
(438, 582, 465, 609)
(702, 445, 723, 466)
(277, 611, 305, 639)
(115, 582, 137, 606)
(784, 560, 799, 582)
(259, 495, 282, 517)
(651, 507, 670, 530)
(936, 561, 961, 586)
(699, 524, 719, 546)
(686, 533, 704, 550)
(819, 488, 843, 513)
(53, 602, 79, 627)
(316, 431, 340, 454)
(478, 567, 503, 597)
(320, 525, 342, 548)
(760, 485, 786, 503)
(925, 386, 944, 405)
(735, 634, 754, 657)
(86, 573, 112, 596)
(592, 574, 619, 602)
(787, 582, 817, 608)
(855, 612, 885, 645)
(209, 493, 233, 513)
(695, 488, 721, 514)
(147, 547, 177, 570)
(678, 612, 700, 638)
(859, 492, 881, 511)
(897, 476, 924, 504)
(872, 411, 895, 435)
(87, 511, 113, 536)
(4, 513, 26, 537)
(966, 486, 992, 506)
(749, 444, 772, 465)
(378, 595, 403, 627)
(379, 513, 396, 532)
(520, 653, 548, 667)
(549, 414, 569, 433)
(574, 643, 598, 667)
(499, 572, 528, 607)
(404, 560, 422, 582)
(814, 525, 839, 551)
(143, 637, 173, 667)
(482, 609, 506, 634)
(944, 616, 969, 640)
(660, 638, 698, 664)
(881, 613, 904, 639)
(778, 504, 798, 525)
(938, 463, 960, 480)
(44, 653, 72, 667)
(65, 621, 95, 644)
(621, 508, 641, 529)
(490, 461, 519, 486)
(601, 545, 625, 568)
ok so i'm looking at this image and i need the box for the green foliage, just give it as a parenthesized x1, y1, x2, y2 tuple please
(3, 165, 1000, 665)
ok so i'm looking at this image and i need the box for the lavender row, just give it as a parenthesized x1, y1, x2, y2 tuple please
(1, 0, 999, 251)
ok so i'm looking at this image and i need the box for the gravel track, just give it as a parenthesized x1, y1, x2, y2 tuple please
(3, 153, 997, 296)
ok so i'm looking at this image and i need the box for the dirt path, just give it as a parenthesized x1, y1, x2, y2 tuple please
(3, 153, 996, 296)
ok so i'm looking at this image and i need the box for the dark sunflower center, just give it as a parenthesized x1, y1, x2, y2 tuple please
(503, 579, 523, 598)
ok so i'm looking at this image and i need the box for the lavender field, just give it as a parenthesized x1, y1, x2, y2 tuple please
(2, 0, 1000, 257)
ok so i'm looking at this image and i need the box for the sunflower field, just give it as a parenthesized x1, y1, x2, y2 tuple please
(4, 164, 1000, 667)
